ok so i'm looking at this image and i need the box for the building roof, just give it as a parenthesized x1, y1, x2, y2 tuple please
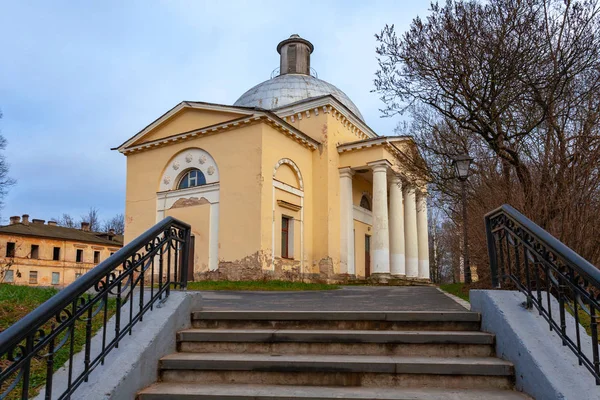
(337, 136, 412, 153)
(234, 74, 365, 122)
(113, 102, 321, 153)
(0, 223, 124, 247)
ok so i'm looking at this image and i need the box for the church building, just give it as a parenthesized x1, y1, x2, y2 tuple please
(114, 35, 430, 282)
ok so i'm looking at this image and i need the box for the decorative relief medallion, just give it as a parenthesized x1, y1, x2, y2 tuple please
(199, 155, 207, 165)
(163, 176, 171, 185)
(185, 153, 193, 163)
(207, 166, 215, 175)
(172, 161, 180, 170)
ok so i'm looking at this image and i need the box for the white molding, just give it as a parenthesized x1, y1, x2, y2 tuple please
(272, 158, 305, 272)
(156, 182, 221, 274)
(159, 148, 219, 192)
(273, 158, 304, 190)
(273, 179, 304, 198)
(338, 137, 410, 153)
(156, 184, 220, 216)
(118, 111, 319, 154)
(209, 203, 219, 271)
(273, 96, 378, 140)
(353, 205, 373, 226)
(117, 102, 255, 151)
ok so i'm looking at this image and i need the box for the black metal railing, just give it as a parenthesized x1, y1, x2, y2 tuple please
(0, 217, 191, 399)
(485, 204, 600, 383)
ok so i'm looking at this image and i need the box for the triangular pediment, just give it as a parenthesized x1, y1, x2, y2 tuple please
(116, 102, 255, 150)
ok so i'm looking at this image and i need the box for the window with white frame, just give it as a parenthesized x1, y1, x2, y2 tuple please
(51, 272, 60, 285)
(178, 169, 207, 190)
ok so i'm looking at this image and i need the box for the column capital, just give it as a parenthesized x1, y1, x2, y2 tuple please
(402, 182, 417, 192)
(367, 159, 393, 173)
(339, 167, 355, 179)
(390, 174, 402, 185)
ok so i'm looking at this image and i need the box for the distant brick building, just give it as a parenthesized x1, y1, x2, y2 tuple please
(0, 214, 123, 287)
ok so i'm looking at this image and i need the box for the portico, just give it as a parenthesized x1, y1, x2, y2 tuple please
(338, 137, 430, 280)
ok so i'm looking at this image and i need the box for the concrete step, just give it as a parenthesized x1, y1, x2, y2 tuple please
(138, 383, 532, 399)
(192, 311, 481, 331)
(159, 353, 514, 390)
(178, 329, 495, 357)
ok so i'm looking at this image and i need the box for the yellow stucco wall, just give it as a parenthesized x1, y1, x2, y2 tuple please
(165, 204, 210, 274)
(274, 164, 299, 188)
(352, 174, 372, 206)
(132, 108, 248, 146)
(125, 122, 264, 267)
(259, 124, 314, 272)
(0, 234, 121, 286)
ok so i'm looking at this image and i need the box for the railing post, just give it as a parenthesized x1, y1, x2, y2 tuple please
(180, 226, 192, 290)
(485, 214, 500, 288)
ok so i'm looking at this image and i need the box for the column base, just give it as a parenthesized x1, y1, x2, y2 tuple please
(388, 276, 432, 287)
(368, 273, 392, 283)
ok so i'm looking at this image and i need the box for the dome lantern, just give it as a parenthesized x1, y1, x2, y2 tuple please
(277, 34, 314, 76)
(234, 35, 365, 121)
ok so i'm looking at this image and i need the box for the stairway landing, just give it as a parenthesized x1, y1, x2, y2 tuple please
(198, 286, 467, 312)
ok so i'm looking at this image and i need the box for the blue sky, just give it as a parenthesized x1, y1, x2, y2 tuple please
(0, 1, 431, 224)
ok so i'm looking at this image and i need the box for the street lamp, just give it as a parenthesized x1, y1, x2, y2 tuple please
(452, 155, 473, 284)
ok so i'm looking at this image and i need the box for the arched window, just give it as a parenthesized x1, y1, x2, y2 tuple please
(177, 169, 206, 190)
(360, 195, 371, 211)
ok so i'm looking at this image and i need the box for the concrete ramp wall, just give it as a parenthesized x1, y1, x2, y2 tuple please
(35, 290, 202, 400)
(471, 290, 599, 400)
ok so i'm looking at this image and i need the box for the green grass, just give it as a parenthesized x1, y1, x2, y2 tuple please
(563, 300, 596, 338)
(0, 284, 117, 399)
(186, 280, 340, 291)
(0, 284, 60, 329)
(439, 283, 470, 302)
(436, 283, 598, 338)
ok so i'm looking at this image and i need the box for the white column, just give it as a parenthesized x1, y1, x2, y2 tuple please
(403, 184, 419, 277)
(339, 168, 355, 275)
(417, 190, 430, 279)
(369, 161, 391, 275)
(208, 203, 219, 271)
(389, 176, 405, 276)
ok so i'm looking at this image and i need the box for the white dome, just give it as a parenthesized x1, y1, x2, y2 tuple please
(234, 74, 365, 122)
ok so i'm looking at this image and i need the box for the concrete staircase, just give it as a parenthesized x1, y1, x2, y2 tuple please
(138, 310, 530, 399)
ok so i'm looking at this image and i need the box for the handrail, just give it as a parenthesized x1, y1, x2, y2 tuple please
(0, 217, 191, 399)
(485, 204, 600, 383)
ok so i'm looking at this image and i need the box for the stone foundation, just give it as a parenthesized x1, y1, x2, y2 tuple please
(193, 252, 431, 285)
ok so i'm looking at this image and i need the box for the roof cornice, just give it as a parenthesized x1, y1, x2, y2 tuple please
(117, 111, 319, 155)
(113, 101, 257, 152)
(272, 95, 379, 140)
(337, 136, 412, 154)
(114, 102, 320, 154)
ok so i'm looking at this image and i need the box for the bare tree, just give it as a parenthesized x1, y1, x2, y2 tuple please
(103, 213, 125, 234)
(81, 207, 101, 232)
(0, 111, 16, 217)
(375, 0, 600, 279)
(55, 213, 77, 228)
